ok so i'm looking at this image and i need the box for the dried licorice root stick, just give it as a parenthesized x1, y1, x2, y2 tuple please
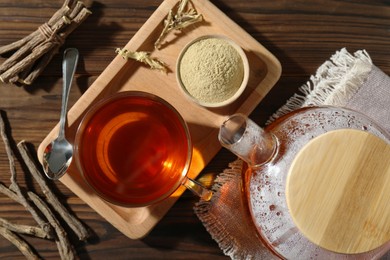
(0, 227, 41, 260)
(17, 140, 90, 241)
(0, 0, 91, 85)
(0, 183, 53, 241)
(20, 5, 92, 85)
(0, 182, 23, 202)
(0, 0, 75, 55)
(0, 217, 49, 239)
(0, 42, 55, 84)
(17, 2, 91, 85)
(0, 184, 52, 240)
(0, 13, 71, 83)
(0, 0, 69, 56)
(0, 111, 53, 238)
(28, 192, 76, 260)
(0, 0, 71, 72)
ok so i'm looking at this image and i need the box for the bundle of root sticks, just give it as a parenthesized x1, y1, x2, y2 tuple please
(0, 0, 91, 86)
(0, 111, 90, 259)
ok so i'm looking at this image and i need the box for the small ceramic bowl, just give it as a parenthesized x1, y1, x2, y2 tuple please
(176, 35, 249, 108)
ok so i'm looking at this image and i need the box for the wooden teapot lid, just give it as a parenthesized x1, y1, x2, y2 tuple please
(286, 129, 390, 254)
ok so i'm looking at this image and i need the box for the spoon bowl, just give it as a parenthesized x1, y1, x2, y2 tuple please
(43, 138, 73, 178)
(43, 48, 79, 180)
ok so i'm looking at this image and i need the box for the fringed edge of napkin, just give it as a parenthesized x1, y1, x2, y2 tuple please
(193, 48, 376, 259)
(194, 159, 250, 259)
(268, 48, 373, 123)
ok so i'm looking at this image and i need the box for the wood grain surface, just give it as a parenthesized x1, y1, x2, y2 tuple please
(36, 0, 281, 240)
(0, 0, 389, 259)
(287, 129, 390, 255)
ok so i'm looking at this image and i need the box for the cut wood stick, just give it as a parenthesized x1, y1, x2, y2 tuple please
(0, 227, 41, 260)
(0, 184, 53, 241)
(0, 0, 70, 56)
(0, 0, 91, 85)
(19, 46, 59, 85)
(0, 217, 49, 239)
(0, 32, 36, 56)
(0, 0, 73, 48)
(0, 3, 70, 72)
(0, 183, 21, 202)
(0, 111, 53, 238)
(17, 141, 90, 241)
(0, 42, 56, 83)
(21, 7, 92, 85)
(28, 192, 76, 260)
(0, 36, 44, 75)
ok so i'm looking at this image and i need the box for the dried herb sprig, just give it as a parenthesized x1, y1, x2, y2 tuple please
(116, 0, 202, 72)
(154, 0, 203, 50)
(115, 48, 168, 73)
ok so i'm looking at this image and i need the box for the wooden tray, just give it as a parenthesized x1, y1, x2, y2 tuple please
(37, 0, 281, 239)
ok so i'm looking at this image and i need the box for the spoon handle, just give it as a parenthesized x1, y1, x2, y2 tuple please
(58, 48, 79, 139)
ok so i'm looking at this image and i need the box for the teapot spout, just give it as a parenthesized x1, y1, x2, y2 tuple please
(218, 113, 278, 167)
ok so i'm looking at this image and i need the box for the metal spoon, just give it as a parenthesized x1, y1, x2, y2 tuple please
(42, 48, 79, 180)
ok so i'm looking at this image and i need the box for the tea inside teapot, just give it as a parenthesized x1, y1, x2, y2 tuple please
(219, 106, 390, 259)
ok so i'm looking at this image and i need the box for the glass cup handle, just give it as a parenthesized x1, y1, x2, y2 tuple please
(182, 177, 213, 201)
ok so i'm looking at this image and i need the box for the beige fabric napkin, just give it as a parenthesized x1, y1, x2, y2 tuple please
(194, 48, 390, 259)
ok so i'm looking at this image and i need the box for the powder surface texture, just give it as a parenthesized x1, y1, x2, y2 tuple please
(179, 38, 244, 104)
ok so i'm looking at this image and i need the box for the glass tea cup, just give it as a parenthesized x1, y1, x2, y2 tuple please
(74, 91, 211, 207)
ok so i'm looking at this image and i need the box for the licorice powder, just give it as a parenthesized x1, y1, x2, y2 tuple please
(179, 37, 244, 104)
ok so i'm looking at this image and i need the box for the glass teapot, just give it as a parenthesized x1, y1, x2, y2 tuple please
(218, 106, 390, 259)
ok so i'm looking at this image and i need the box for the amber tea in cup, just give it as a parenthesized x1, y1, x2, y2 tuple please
(74, 91, 193, 207)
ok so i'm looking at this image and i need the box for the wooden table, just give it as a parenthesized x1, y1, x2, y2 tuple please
(0, 0, 389, 259)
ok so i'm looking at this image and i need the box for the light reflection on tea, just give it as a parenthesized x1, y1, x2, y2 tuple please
(75, 92, 191, 206)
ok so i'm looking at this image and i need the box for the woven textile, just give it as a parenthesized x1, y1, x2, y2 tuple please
(194, 48, 390, 259)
